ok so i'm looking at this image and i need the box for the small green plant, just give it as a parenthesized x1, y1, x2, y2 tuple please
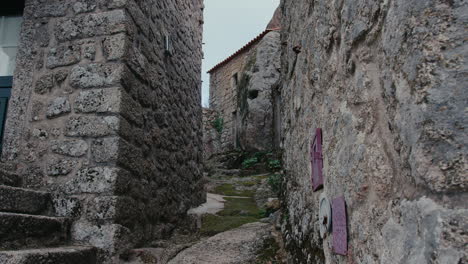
(242, 157, 259, 169)
(268, 174, 283, 194)
(212, 116, 224, 134)
(259, 208, 268, 218)
(268, 159, 281, 170)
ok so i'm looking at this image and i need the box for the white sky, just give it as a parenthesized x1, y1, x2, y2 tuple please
(201, 0, 280, 107)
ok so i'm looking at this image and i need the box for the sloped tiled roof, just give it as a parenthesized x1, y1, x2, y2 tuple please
(207, 28, 280, 74)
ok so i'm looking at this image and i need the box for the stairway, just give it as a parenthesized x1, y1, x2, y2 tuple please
(0, 174, 97, 264)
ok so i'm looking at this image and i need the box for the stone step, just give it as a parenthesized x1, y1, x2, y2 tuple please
(0, 213, 69, 250)
(0, 246, 97, 264)
(0, 186, 51, 215)
(0, 171, 20, 187)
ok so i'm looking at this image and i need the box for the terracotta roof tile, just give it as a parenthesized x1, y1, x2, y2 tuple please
(207, 29, 280, 74)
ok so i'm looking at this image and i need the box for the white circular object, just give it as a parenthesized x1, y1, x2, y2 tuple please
(319, 193, 331, 239)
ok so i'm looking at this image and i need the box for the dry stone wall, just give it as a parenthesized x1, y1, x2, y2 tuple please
(209, 48, 252, 151)
(208, 31, 281, 153)
(2, 0, 204, 262)
(202, 108, 222, 159)
(279, 0, 467, 263)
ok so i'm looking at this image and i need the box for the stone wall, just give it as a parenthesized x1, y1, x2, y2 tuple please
(209, 45, 254, 151)
(202, 108, 222, 159)
(279, 0, 467, 263)
(2, 0, 204, 262)
(208, 31, 281, 153)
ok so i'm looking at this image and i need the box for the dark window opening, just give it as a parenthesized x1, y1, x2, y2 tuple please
(0, 1, 25, 152)
(232, 73, 238, 87)
(248, 89, 259, 100)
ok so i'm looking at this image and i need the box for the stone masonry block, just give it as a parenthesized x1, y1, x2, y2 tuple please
(31, 101, 45, 122)
(46, 97, 71, 119)
(92, 137, 120, 163)
(51, 139, 89, 157)
(46, 45, 81, 69)
(62, 167, 125, 195)
(29, 2, 69, 18)
(54, 69, 69, 85)
(52, 195, 82, 218)
(71, 221, 131, 255)
(99, 0, 128, 9)
(74, 88, 121, 113)
(55, 10, 127, 42)
(86, 196, 140, 228)
(72, 1, 97, 14)
(46, 157, 78, 176)
(65, 116, 119, 137)
(35, 73, 54, 95)
(70, 63, 124, 89)
(103, 33, 128, 61)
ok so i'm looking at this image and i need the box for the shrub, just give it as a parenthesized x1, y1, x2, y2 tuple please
(268, 159, 281, 170)
(268, 173, 283, 194)
(242, 157, 259, 169)
(212, 116, 224, 134)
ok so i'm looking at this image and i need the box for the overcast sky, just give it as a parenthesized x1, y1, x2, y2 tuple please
(201, 0, 280, 107)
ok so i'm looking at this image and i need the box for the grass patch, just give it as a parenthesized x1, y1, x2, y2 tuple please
(218, 197, 262, 217)
(239, 179, 262, 187)
(200, 215, 259, 237)
(200, 197, 263, 236)
(214, 183, 255, 197)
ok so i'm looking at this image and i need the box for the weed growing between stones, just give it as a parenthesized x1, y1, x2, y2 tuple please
(212, 116, 224, 134)
(242, 157, 259, 169)
(255, 237, 281, 264)
(268, 173, 284, 195)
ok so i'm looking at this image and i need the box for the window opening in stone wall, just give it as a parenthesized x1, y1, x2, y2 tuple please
(248, 89, 259, 100)
(0, 1, 24, 151)
(231, 73, 238, 88)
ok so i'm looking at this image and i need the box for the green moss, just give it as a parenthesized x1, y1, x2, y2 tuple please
(212, 116, 224, 134)
(242, 157, 259, 169)
(213, 184, 255, 197)
(240, 179, 261, 187)
(200, 197, 262, 236)
(218, 197, 262, 218)
(244, 53, 257, 72)
(200, 214, 259, 237)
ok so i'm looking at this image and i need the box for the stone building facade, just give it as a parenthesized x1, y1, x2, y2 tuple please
(0, 0, 204, 263)
(207, 25, 281, 156)
(202, 107, 222, 159)
(278, 0, 467, 263)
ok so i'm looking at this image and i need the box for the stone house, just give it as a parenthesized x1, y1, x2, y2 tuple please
(205, 10, 282, 157)
(0, 0, 204, 263)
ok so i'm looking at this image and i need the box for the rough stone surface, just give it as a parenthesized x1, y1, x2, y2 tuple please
(69, 63, 124, 89)
(168, 222, 272, 264)
(46, 44, 81, 69)
(65, 116, 119, 137)
(202, 108, 222, 159)
(54, 10, 127, 42)
(74, 88, 121, 113)
(208, 31, 281, 153)
(0, 212, 68, 250)
(46, 97, 71, 118)
(35, 73, 55, 94)
(1, 0, 205, 262)
(92, 137, 120, 163)
(279, 0, 468, 263)
(0, 186, 50, 215)
(51, 139, 89, 157)
(0, 246, 97, 264)
(46, 157, 78, 176)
